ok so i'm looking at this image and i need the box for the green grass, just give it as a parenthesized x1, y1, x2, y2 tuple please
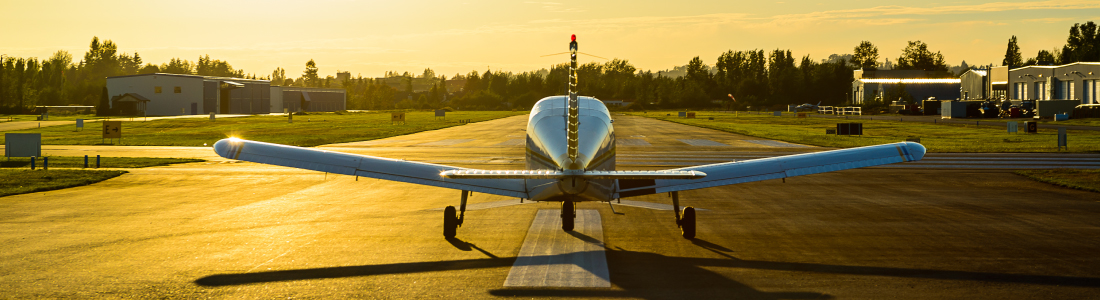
(1, 111, 525, 147)
(630, 111, 1100, 152)
(0, 157, 203, 168)
(972, 118, 1100, 127)
(0, 169, 126, 197)
(1015, 169, 1100, 193)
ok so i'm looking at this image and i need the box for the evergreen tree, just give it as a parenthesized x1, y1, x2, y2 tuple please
(1036, 50, 1057, 65)
(303, 59, 319, 87)
(1003, 36, 1023, 67)
(1060, 21, 1099, 63)
(97, 86, 110, 116)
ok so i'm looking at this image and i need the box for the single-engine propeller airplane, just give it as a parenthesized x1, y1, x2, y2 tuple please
(213, 35, 925, 239)
(795, 101, 822, 112)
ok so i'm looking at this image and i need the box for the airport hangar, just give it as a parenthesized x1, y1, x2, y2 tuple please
(851, 69, 961, 104)
(106, 73, 346, 116)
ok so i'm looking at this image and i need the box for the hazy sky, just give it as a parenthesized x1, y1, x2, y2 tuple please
(1, 0, 1098, 78)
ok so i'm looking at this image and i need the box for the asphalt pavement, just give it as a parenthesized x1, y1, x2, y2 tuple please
(1, 114, 1098, 298)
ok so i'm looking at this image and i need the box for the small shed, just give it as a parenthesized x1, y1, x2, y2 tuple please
(111, 93, 151, 116)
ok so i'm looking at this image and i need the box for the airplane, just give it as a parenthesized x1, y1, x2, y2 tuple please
(212, 35, 926, 239)
(794, 101, 821, 111)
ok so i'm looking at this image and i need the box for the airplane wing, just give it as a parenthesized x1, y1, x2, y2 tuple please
(615, 142, 926, 198)
(212, 138, 528, 198)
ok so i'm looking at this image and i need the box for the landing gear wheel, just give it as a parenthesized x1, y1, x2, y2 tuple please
(680, 206, 696, 239)
(561, 200, 576, 232)
(443, 206, 458, 238)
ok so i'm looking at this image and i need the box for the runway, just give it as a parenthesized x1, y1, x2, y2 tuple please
(2, 114, 1099, 298)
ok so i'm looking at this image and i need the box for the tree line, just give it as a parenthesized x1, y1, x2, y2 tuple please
(335, 51, 854, 111)
(3, 21, 1097, 114)
(1003, 21, 1100, 67)
(0, 37, 254, 114)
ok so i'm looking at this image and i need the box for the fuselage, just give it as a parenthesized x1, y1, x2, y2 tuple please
(524, 96, 615, 203)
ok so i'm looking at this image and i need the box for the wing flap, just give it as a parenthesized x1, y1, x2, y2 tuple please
(615, 142, 926, 198)
(213, 138, 528, 198)
(441, 169, 706, 180)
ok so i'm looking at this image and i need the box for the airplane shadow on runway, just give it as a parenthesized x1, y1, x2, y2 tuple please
(193, 238, 1100, 299)
(446, 237, 499, 258)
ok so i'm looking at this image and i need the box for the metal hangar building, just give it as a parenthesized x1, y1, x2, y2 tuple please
(106, 73, 346, 116)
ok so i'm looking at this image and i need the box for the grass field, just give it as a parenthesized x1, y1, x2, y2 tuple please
(0, 157, 203, 168)
(1015, 169, 1100, 193)
(1, 111, 525, 147)
(630, 111, 1100, 152)
(0, 169, 126, 198)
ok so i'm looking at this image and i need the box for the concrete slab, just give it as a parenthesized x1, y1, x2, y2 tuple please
(504, 209, 610, 287)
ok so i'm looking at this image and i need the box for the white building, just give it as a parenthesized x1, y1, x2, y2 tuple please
(107, 73, 346, 115)
(1009, 62, 1100, 104)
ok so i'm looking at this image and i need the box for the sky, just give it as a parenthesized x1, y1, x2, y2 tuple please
(1, 0, 1098, 79)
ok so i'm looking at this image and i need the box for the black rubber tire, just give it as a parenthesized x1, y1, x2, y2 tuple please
(443, 206, 458, 238)
(561, 200, 575, 232)
(680, 206, 696, 239)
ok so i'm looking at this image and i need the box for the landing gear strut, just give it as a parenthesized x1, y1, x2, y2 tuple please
(443, 190, 470, 238)
(561, 199, 576, 231)
(671, 191, 696, 239)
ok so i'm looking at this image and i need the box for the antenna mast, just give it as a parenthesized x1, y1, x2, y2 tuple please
(566, 34, 580, 169)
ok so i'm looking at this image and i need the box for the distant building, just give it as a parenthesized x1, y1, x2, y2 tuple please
(959, 66, 1008, 100)
(851, 69, 961, 104)
(271, 86, 347, 113)
(601, 100, 631, 107)
(110, 93, 150, 115)
(1009, 62, 1100, 104)
(107, 73, 345, 115)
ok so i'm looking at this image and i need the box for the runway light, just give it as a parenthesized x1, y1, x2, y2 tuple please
(571, 34, 576, 41)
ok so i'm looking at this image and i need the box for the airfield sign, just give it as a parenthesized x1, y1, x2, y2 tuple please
(391, 112, 406, 125)
(103, 121, 122, 139)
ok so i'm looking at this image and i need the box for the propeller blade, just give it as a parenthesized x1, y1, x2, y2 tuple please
(579, 52, 609, 60)
(539, 52, 570, 57)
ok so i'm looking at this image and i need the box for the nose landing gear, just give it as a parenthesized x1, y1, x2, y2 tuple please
(561, 199, 576, 231)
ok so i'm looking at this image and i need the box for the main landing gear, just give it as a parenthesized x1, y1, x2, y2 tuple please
(561, 199, 576, 231)
(443, 190, 470, 238)
(671, 191, 696, 239)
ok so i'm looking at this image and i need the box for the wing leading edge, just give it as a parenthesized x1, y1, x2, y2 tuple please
(212, 138, 528, 198)
(615, 142, 926, 198)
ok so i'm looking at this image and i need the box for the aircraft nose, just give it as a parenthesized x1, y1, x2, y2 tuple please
(213, 138, 242, 159)
(905, 142, 926, 161)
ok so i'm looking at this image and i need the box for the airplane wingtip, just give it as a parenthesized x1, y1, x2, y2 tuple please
(904, 141, 926, 161)
(212, 138, 242, 159)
